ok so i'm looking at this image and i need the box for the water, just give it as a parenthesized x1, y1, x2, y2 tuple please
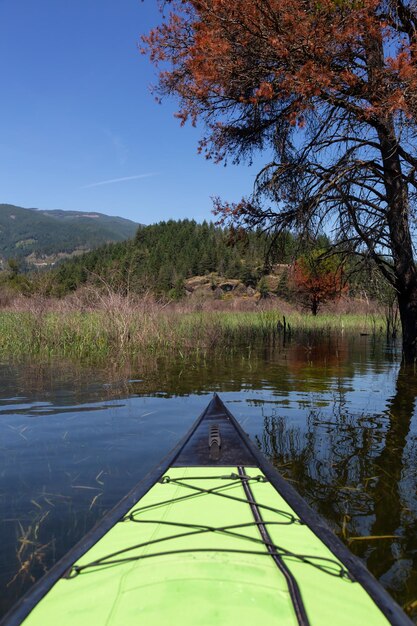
(1, 333, 417, 620)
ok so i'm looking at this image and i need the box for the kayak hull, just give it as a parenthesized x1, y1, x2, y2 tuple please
(1, 395, 413, 626)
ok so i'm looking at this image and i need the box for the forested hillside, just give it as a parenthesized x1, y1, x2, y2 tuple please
(0, 204, 139, 264)
(51, 220, 305, 296)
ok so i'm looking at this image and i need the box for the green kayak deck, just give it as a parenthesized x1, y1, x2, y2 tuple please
(2, 395, 413, 626)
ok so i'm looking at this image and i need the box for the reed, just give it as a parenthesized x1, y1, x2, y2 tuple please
(0, 301, 386, 363)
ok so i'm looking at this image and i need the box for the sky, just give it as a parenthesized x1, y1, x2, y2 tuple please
(0, 0, 262, 225)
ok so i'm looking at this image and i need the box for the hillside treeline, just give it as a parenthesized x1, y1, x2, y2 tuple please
(49, 220, 309, 297)
(0, 219, 391, 307)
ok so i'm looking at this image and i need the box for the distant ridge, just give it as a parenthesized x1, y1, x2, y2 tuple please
(0, 204, 141, 267)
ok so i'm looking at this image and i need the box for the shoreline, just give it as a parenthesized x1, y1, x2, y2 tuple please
(0, 306, 389, 363)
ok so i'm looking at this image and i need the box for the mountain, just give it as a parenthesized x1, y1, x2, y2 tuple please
(0, 204, 140, 266)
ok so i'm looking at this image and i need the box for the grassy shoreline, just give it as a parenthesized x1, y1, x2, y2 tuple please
(0, 307, 387, 363)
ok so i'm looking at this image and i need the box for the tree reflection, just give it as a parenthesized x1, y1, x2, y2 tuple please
(258, 366, 417, 618)
(366, 367, 417, 614)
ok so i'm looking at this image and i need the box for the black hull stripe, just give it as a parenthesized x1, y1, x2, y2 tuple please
(238, 465, 310, 626)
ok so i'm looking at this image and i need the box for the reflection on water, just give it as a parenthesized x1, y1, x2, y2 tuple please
(1, 333, 417, 620)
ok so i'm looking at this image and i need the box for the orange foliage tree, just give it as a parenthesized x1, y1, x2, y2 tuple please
(292, 250, 347, 315)
(143, 1, 417, 362)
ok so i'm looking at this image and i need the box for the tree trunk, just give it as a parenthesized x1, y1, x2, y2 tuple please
(397, 290, 417, 363)
(378, 126, 417, 364)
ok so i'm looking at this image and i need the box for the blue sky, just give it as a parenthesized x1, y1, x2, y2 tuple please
(0, 0, 261, 225)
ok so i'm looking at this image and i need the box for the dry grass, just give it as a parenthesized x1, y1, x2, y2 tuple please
(0, 289, 387, 363)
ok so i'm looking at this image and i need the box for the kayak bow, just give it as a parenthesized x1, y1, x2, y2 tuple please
(2, 394, 412, 625)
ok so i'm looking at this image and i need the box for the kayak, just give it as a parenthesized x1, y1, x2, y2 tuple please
(1, 394, 412, 626)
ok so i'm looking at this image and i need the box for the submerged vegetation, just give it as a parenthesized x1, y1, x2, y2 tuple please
(0, 293, 385, 364)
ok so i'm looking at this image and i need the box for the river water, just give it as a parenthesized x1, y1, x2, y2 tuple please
(1, 333, 417, 621)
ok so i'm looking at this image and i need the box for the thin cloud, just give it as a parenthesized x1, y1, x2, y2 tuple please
(82, 173, 157, 189)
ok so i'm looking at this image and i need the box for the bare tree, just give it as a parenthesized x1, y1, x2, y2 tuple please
(144, 0, 417, 362)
